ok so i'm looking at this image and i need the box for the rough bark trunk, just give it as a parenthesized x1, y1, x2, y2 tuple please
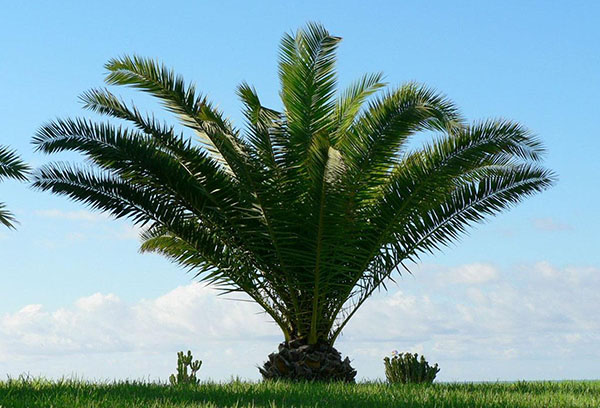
(259, 338, 357, 382)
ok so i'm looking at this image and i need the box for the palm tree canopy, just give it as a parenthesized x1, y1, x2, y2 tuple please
(32, 23, 555, 345)
(0, 146, 29, 228)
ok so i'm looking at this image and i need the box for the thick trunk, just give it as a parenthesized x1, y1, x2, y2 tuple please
(259, 338, 357, 382)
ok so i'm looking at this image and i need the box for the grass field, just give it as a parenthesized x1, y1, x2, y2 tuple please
(1, 378, 599, 408)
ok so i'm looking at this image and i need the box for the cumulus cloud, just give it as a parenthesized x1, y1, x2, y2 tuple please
(348, 262, 600, 369)
(435, 263, 499, 285)
(0, 262, 598, 381)
(0, 285, 278, 357)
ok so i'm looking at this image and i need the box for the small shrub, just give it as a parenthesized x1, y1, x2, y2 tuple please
(169, 350, 202, 386)
(384, 351, 439, 384)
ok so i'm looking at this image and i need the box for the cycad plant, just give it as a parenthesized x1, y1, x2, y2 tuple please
(0, 146, 29, 228)
(32, 23, 554, 381)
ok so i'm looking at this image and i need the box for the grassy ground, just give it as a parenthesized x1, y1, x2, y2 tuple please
(0, 378, 598, 407)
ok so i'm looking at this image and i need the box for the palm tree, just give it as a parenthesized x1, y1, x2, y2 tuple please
(0, 146, 29, 228)
(32, 23, 555, 381)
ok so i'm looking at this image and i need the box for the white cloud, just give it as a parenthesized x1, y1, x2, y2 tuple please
(436, 263, 499, 284)
(113, 224, 143, 240)
(0, 285, 278, 358)
(0, 262, 599, 382)
(532, 217, 573, 232)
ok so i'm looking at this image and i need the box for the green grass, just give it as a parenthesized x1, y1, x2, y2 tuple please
(1, 378, 599, 407)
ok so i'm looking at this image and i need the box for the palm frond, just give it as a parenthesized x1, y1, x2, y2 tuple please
(104, 55, 251, 177)
(333, 72, 385, 144)
(237, 82, 282, 170)
(278, 23, 340, 176)
(0, 202, 17, 229)
(33, 23, 555, 348)
(0, 146, 29, 182)
(0, 146, 29, 228)
(340, 83, 463, 183)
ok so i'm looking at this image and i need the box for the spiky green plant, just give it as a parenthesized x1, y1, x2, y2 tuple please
(0, 146, 29, 228)
(32, 23, 555, 378)
(384, 352, 440, 384)
(169, 350, 202, 386)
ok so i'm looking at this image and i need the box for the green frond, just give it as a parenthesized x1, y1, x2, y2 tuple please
(33, 23, 555, 348)
(0, 146, 29, 229)
(32, 162, 181, 225)
(0, 202, 17, 229)
(331, 164, 555, 341)
(237, 82, 282, 169)
(33, 117, 241, 225)
(0, 146, 29, 182)
(403, 164, 555, 256)
(278, 23, 340, 173)
(104, 55, 251, 178)
(333, 72, 386, 144)
(341, 83, 463, 181)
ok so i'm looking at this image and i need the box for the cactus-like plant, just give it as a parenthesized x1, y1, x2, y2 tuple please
(169, 350, 202, 386)
(384, 351, 439, 384)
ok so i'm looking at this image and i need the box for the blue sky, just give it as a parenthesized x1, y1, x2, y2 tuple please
(0, 1, 599, 381)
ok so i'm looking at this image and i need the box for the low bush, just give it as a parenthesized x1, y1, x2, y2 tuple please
(384, 351, 439, 384)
